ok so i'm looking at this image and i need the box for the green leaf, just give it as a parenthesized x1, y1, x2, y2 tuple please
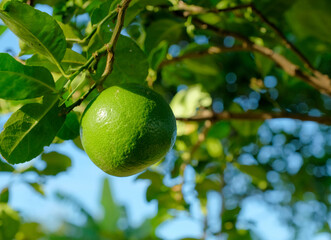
(195, 178, 221, 198)
(0, 96, 66, 164)
(149, 41, 168, 70)
(205, 138, 223, 158)
(100, 178, 121, 232)
(57, 21, 81, 41)
(207, 121, 231, 139)
(73, 137, 84, 151)
(137, 170, 164, 202)
(61, 49, 87, 70)
(0, 1, 66, 65)
(27, 182, 44, 196)
(234, 163, 268, 188)
(145, 19, 185, 53)
(0, 188, 9, 203)
(0, 25, 7, 36)
(254, 53, 275, 77)
(0, 203, 20, 240)
(0, 53, 56, 100)
(40, 151, 71, 175)
(88, 28, 149, 85)
(0, 160, 14, 172)
(90, 1, 111, 25)
(17, 222, 44, 240)
(231, 120, 262, 137)
(25, 54, 59, 73)
(286, 0, 331, 44)
(18, 39, 35, 56)
(56, 112, 80, 140)
(124, 0, 171, 27)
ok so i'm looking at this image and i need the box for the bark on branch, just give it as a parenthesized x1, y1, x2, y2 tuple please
(176, 110, 331, 125)
(170, 1, 331, 96)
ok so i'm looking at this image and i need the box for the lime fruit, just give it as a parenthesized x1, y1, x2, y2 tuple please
(80, 84, 177, 177)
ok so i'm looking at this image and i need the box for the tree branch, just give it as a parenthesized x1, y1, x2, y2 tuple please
(176, 1, 315, 72)
(160, 43, 331, 95)
(176, 110, 331, 125)
(171, 2, 331, 96)
(100, 0, 132, 83)
(249, 5, 315, 73)
(65, 0, 132, 112)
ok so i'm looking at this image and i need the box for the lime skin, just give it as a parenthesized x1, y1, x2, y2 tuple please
(80, 84, 177, 177)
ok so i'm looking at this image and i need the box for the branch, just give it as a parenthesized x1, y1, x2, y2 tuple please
(176, 110, 331, 125)
(65, 0, 132, 111)
(159, 46, 243, 67)
(176, 1, 315, 72)
(171, 2, 331, 96)
(249, 5, 315, 73)
(100, 0, 132, 82)
(160, 43, 331, 95)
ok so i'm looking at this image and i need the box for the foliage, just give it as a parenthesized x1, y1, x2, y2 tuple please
(0, 0, 330, 239)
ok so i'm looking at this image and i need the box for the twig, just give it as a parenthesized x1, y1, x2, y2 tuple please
(176, 1, 251, 16)
(26, 0, 34, 6)
(249, 5, 315, 73)
(159, 46, 244, 68)
(100, 0, 132, 83)
(64, 0, 132, 112)
(176, 110, 331, 125)
(65, 83, 97, 113)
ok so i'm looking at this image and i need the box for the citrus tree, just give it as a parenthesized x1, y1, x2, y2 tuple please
(0, 0, 331, 239)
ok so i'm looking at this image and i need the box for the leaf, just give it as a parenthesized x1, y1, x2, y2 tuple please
(0, 203, 20, 240)
(73, 137, 84, 151)
(61, 49, 87, 69)
(25, 54, 59, 73)
(124, 0, 171, 27)
(100, 178, 121, 232)
(145, 19, 185, 53)
(195, 178, 221, 198)
(88, 28, 149, 85)
(0, 53, 56, 100)
(40, 152, 71, 175)
(254, 53, 275, 77)
(90, 1, 112, 25)
(205, 138, 223, 158)
(27, 182, 44, 196)
(285, 0, 331, 44)
(0, 25, 7, 36)
(56, 112, 80, 140)
(0, 1, 66, 65)
(0, 160, 14, 172)
(57, 21, 81, 41)
(207, 121, 231, 139)
(0, 96, 66, 164)
(234, 163, 268, 188)
(16, 222, 44, 240)
(137, 170, 164, 202)
(0, 188, 9, 203)
(149, 41, 168, 70)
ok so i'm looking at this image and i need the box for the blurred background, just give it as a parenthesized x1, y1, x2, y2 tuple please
(1, 0, 331, 240)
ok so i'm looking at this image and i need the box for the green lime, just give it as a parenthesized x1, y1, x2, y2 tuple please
(80, 84, 177, 177)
